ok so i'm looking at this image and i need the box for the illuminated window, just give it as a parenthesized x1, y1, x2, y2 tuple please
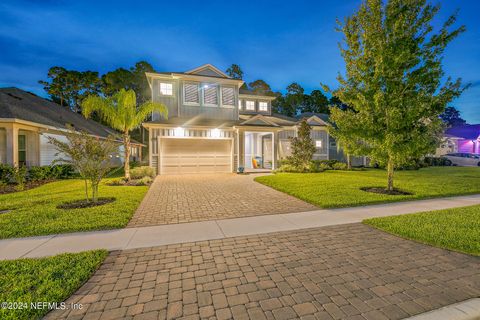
(159, 83, 173, 95)
(246, 100, 255, 111)
(238, 99, 242, 110)
(315, 140, 322, 148)
(259, 101, 268, 112)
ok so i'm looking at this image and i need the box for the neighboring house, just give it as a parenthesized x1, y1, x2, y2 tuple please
(437, 124, 480, 156)
(0, 87, 143, 167)
(143, 64, 364, 174)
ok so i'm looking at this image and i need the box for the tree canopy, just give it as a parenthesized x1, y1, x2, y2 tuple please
(440, 106, 467, 127)
(325, 0, 466, 191)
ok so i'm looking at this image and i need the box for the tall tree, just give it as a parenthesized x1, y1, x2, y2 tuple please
(39, 67, 101, 111)
(225, 64, 244, 79)
(302, 90, 329, 114)
(82, 89, 168, 180)
(249, 79, 273, 95)
(325, 0, 465, 192)
(130, 61, 156, 104)
(284, 82, 305, 117)
(440, 106, 467, 127)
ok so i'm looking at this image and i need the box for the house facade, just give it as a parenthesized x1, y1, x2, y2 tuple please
(0, 87, 143, 167)
(437, 124, 480, 156)
(144, 64, 363, 174)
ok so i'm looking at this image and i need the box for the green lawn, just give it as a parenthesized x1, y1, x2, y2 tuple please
(255, 167, 480, 208)
(0, 179, 148, 239)
(0, 250, 107, 320)
(364, 205, 480, 256)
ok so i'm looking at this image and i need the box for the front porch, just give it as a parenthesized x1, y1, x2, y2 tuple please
(0, 122, 41, 167)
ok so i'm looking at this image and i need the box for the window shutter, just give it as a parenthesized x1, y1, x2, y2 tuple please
(204, 86, 218, 105)
(221, 87, 235, 106)
(184, 83, 199, 103)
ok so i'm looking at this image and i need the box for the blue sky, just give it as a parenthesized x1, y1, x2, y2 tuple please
(1, 0, 479, 122)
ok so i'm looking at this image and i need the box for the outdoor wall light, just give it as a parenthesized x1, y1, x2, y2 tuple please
(210, 128, 221, 138)
(174, 127, 185, 137)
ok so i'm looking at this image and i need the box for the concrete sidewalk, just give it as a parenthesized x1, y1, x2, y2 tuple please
(1, 194, 480, 260)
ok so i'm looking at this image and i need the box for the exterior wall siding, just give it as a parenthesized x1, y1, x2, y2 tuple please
(151, 79, 179, 120)
(40, 133, 67, 166)
(0, 129, 5, 164)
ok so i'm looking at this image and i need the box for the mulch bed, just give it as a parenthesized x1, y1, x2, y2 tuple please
(360, 186, 413, 195)
(0, 180, 54, 194)
(57, 197, 116, 209)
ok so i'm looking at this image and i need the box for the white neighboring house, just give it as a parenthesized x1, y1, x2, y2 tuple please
(0, 87, 144, 167)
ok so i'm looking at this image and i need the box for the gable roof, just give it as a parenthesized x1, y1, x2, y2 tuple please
(445, 124, 480, 140)
(297, 112, 330, 124)
(185, 64, 230, 78)
(0, 87, 142, 145)
(239, 114, 280, 127)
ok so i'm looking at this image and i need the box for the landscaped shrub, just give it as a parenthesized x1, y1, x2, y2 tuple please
(423, 156, 451, 167)
(12, 166, 27, 191)
(27, 165, 76, 182)
(0, 164, 14, 183)
(332, 162, 348, 170)
(130, 166, 155, 179)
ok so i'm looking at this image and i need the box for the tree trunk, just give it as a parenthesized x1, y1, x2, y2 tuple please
(124, 131, 131, 181)
(84, 179, 89, 202)
(347, 154, 352, 170)
(387, 158, 394, 191)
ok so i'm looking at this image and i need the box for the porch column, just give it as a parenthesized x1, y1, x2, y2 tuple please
(238, 130, 245, 168)
(272, 131, 279, 170)
(5, 125, 19, 166)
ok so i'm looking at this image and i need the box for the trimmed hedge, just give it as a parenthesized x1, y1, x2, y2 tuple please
(0, 164, 75, 184)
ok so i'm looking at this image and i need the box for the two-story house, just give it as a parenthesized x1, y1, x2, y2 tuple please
(143, 64, 361, 174)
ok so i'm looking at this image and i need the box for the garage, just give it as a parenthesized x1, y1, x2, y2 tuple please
(159, 138, 232, 174)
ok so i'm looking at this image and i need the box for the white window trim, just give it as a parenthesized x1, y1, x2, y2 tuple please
(245, 100, 255, 111)
(221, 86, 235, 108)
(202, 84, 219, 107)
(159, 82, 173, 96)
(183, 82, 200, 106)
(258, 101, 269, 112)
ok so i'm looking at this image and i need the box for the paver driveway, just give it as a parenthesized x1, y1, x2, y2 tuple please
(128, 174, 317, 227)
(46, 223, 480, 320)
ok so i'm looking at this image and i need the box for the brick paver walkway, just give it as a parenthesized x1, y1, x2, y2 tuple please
(128, 174, 317, 227)
(46, 223, 480, 320)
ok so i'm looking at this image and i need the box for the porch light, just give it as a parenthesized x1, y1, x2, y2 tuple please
(174, 127, 185, 137)
(210, 128, 221, 138)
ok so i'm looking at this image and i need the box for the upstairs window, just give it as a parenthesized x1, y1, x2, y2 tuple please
(315, 140, 322, 148)
(259, 101, 268, 112)
(159, 82, 173, 96)
(238, 99, 243, 110)
(203, 84, 218, 106)
(221, 87, 235, 107)
(246, 100, 255, 111)
(184, 83, 200, 104)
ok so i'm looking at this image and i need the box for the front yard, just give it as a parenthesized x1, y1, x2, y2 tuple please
(255, 167, 480, 208)
(0, 179, 148, 239)
(364, 204, 480, 256)
(0, 250, 107, 320)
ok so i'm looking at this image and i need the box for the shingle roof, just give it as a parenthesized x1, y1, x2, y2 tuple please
(445, 124, 480, 140)
(0, 87, 143, 144)
(296, 112, 330, 123)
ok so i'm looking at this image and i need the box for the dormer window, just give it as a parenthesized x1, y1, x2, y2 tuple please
(246, 100, 255, 111)
(160, 82, 173, 96)
(259, 101, 268, 112)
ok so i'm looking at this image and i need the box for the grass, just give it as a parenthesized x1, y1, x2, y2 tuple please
(0, 250, 107, 320)
(0, 178, 148, 239)
(255, 167, 480, 208)
(364, 205, 480, 256)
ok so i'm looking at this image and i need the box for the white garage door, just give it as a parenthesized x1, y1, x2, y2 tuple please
(160, 138, 232, 174)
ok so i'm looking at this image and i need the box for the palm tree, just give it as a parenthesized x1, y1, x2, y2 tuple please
(82, 89, 168, 180)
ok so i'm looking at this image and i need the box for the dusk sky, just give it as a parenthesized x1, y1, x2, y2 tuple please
(1, 0, 479, 122)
